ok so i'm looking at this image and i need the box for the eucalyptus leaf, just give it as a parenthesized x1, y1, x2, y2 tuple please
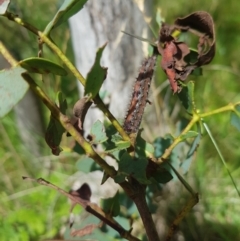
(153, 137, 172, 158)
(230, 105, 240, 132)
(181, 131, 201, 174)
(101, 192, 120, 217)
(45, 92, 67, 155)
(44, 0, 88, 35)
(177, 81, 195, 113)
(0, 66, 28, 118)
(18, 57, 67, 76)
(85, 43, 108, 99)
(76, 157, 95, 173)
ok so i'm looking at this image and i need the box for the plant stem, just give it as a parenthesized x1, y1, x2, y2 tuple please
(159, 113, 199, 163)
(1, 11, 131, 143)
(21, 73, 117, 178)
(165, 193, 199, 241)
(199, 103, 235, 118)
(129, 181, 160, 241)
(23, 177, 141, 241)
(38, 31, 132, 143)
(3, 11, 39, 35)
(0, 41, 18, 66)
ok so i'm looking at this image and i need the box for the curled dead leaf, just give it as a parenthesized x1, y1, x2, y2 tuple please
(174, 11, 215, 66)
(67, 97, 92, 136)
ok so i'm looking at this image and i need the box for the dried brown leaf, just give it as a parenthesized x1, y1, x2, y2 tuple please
(71, 222, 102, 237)
(174, 11, 215, 66)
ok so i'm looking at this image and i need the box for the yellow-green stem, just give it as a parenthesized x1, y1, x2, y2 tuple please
(159, 113, 199, 163)
(200, 103, 236, 118)
(4, 11, 39, 35)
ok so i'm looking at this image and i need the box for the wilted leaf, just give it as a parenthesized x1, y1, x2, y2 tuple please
(175, 11, 215, 66)
(18, 57, 67, 76)
(70, 183, 92, 202)
(68, 97, 92, 136)
(101, 192, 120, 217)
(85, 43, 108, 99)
(90, 120, 108, 144)
(177, 81, 195, 113)
(0, 66, 28, 118)
(44, 0, 88, 35)
(71, 223, 101, 237)
(230, 105, 240, 132)
(45, 92, 67, 155)
(0, 0, 10, 14)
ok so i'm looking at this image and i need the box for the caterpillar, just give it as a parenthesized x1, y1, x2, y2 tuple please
(123, 55, 156, 133)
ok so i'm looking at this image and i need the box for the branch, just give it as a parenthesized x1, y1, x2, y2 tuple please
(1, 12, 131, 144)
(21, 73, 117, 178)
(3, 11, 39, 35)
(165, 193, 199, 241)
(159, 100, 240, 164)
(130, 181, 160, 241)
(158, 114, 199, 163)
(38, 31, 131, 143)
(22, 177, 141, 241)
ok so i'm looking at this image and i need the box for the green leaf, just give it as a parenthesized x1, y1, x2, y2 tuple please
(90, 120, 108, 144)
(180, 130, 198, 141)
(0, 66, 29, 118)
(153, 136, 172, 158)
(184, 48, 198, 63)
(101, 171, 110, 185)
(85, 43, 108, 99)
(181, 131, 201, 174)
(230, 105, 240, 132)
(150, 167, 173, 184)
(177, 81, 195, 113)
(115, 152, 150, 184)
(45, 92, 67, 155)
(73, 142, 85, 155)
(191, 67, 202, 76)
(103, 134, 131, 153)
(76, 157, 95, 173)
(44, 0, 88, 35)
(101, 192, 120, 217)
(0, 0, 10, 14)
(135, 133, 155, 158)
(18, 57, 67, 76)
(55, 92, 67, 112)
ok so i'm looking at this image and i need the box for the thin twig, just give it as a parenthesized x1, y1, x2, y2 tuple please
(23, 176, 141, 241)
(165, 193, 199, 241)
